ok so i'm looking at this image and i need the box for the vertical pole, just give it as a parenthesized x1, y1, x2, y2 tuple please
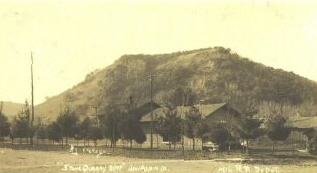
(25, 101, 29, 144)
(150, 74, 153, 150)
(112, 115, 115, 152)
(30, 52, 34, 145)
(182, 119, 184, 158)
(181, 94, 184, 157)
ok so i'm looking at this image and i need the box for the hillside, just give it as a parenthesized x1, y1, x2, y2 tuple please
(35, 47, 317, 120)
(1, 101, 24, 119)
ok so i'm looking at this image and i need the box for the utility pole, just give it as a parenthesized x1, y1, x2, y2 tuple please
(148, 73, 156, 150)
(24, 100, 30, 144)
(112, 114, 115, 152)
(181, 93, 188, 158)
(30, 52, 35, 145)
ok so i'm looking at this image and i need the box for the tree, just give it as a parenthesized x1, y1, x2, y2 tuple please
(184, 106, 202, 151)
(257, 101, 294, 153)
(133, 125, 146, 144)
(221, 113, 241, 153)
(73, 129, 83, 147)
(196, 121, 234, 152)
(195, 121, 211, 150)
(118, 115, 146, 148)
(47, 122, 62, 144)
(33, 117, 47, 145)
(238, 118, 264, 154)
(265, 116, 290, 153)
(36, 126, 47, 144)
(56, 106, 79, 145)
(157, 107, 182, 150)
(99, 105, 124, 148)
(209, 125, 230, 146)
(303, 129, 317, 155)
(228, 97, 264, 154)
(11, 114, 29, 141)
(167, 87, 196, 107)
(9, 128, 15, 144)
(0, 113, 10, 141)
(165, 87, 197, 151)
(78, 117, 93, 146)
(88, 126, 103, 147)
(11, 101, 31, 143)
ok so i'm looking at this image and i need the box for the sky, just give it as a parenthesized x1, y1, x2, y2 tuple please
(0, 0, 317, 105)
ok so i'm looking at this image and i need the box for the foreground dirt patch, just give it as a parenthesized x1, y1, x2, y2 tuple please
(0, 148, 316, 173)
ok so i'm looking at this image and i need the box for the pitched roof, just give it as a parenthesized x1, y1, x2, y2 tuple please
(196, 103, 227, 118)
(286, 116, 317, 129)
(140, 107, 166, 122)
(140, 103, 228, 122)
(131, 101, 161, 119)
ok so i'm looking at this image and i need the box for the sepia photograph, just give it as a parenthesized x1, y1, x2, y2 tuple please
(0, 0, 317, 173)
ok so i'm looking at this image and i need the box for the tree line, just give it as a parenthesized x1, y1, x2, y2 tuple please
(1, 87, 316, 155)
(0, 101, 146, 148)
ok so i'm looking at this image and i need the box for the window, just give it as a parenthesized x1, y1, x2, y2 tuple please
(219, 120, 227, 123)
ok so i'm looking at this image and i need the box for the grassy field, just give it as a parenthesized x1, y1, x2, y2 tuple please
(0, 147, 317, 173)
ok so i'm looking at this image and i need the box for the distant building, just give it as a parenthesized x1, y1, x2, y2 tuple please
(286, 116, 317, 150)
(137, 103, 243, 149)
(130, 101, 161, 120)
(287, 116, 317, 130)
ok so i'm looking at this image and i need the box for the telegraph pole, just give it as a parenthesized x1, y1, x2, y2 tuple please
(148, 73, 156, 150)
(30, 52, 35, 145)
(112, 114, 115, 152)
(181, 94, 187, 158)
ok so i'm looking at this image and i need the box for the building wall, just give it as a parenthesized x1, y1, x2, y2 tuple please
(204, 108, 231, 124)
(140, 121, 205, 149)
(139, 106, 241, 149)
(204, 106, 243, 130)
(289, 130, 308, 142)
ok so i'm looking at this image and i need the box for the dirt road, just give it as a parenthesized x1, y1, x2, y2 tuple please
(0, 148, 316, 173)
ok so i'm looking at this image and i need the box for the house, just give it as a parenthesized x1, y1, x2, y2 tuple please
(130, 101, 161, 120)
(286, 116, 317, 150)
(138, 103, 243, 149)
(287, 116, 317, 130)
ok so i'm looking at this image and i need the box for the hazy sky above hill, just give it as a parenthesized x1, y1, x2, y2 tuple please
(1, 0, 317, 105)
